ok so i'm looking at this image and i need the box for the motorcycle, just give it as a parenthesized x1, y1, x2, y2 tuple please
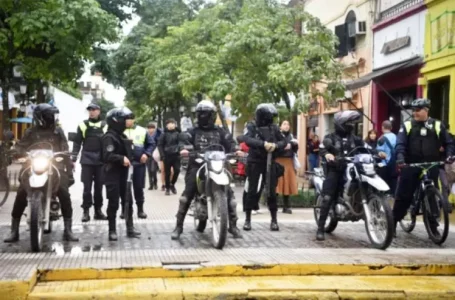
(18, 142, 68, 252)
(184, 144, 236, 249)
(311, 146, 394, 250)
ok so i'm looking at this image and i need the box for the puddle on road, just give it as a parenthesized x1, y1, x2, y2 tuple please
(49, 242, 105, 256)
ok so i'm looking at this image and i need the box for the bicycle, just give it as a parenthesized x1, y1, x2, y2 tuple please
(399, 161, 450, 245)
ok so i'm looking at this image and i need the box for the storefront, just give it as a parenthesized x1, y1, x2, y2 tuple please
(420, 0, 455, 129)
(345, 6, 426, 133)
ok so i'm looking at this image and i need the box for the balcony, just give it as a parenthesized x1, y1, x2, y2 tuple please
(378, 0, 424, 22)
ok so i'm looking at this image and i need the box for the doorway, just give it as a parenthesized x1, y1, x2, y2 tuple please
(427, 76, 450, 124)
(387, 86, 416, 133)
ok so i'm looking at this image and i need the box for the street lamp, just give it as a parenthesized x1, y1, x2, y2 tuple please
(42, 86, 48, 95)
(13, 66, 22, 78)
(19, 84, 27, 95)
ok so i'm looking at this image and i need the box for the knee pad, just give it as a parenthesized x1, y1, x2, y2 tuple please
(229, 199, 237, 211)
(179, 195, 189, 205)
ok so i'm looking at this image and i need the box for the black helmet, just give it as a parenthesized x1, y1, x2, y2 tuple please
(106, 107, 134, 133)
(195, 100, 217, 129)
(411, 98, 431, 109)
(334, 110, 362, 134)
(33, 103, 59, 129)
(255, 103, 278, 127)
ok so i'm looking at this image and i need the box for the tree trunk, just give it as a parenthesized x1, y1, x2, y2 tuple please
(1, 82, 10, 140)
(37, 86, 45, 103)
(215, 100, 229, 132)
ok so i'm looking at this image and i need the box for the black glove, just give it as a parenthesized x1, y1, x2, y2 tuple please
(396, 155, 405, 173)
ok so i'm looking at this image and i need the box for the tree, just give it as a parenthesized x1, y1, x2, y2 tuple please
(0, 0, 117, 132)
(96, 98, 116, 119)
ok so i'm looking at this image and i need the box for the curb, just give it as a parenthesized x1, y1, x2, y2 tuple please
(0, 270, 37, 300)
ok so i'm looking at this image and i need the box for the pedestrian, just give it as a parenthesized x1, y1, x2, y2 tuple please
(123, 116, 155, 219)
(158, 118, 181, 195)
(242, 103, 287, 231)
(71, 103, 108, 222)
(440, 122, 454, 212)
(146, 122, 160, 190)
(365, 129, 378, 149)
(376, 120, 397, 195)
(308, 134, 320, 171)
(4, 104, 78, 243)
(103, 107, 141, 241)
(276, 120, 299, 214)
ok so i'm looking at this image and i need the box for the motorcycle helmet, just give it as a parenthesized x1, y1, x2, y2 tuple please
(255, 103, 278, 127)
(196, 100, 217, 129)
(33, 103, 59, 129)
(106, 107, 134, 133)
(334, 110, 362, 134)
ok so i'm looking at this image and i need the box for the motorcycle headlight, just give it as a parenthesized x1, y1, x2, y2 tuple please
(210, 160, 223, 173)
(361, 163, 376, 175)
(32, 156, 50, 173)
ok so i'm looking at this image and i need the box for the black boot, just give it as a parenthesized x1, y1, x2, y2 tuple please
(316, 195, 331, 241)
(120, 204, 125, 219)
(81, 208, 90, 222)
(282, 196, 292, 214)
(137, 203, 148, 219)
(108, 218, 118, 241)
(94, 208, 107, 220)
(126, 214, 141, 238)
(228, 218, 243, 238)
(171, 196, 189, 240)
(270, 210, 279, 231)
(63, 218, 79, 242)
(243, 210, 252, 231)
(4, 218, 20, 243)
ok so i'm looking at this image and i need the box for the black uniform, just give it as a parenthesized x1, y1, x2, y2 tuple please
(72, 117, 107, 221)
(102, 107, 141, 241)
(4, 104, 78, 243)
(394, 118, 454, 222)
(171, 100, 242, 240)
(158, 125, 181, 193)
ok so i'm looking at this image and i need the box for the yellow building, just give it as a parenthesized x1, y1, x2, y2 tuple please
(420, 0, 455, 129)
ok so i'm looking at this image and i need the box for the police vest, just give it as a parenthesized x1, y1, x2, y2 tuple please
(404, 120, 441, 137)
(79, 120, 107, 152)
(124, 126, 147, 146)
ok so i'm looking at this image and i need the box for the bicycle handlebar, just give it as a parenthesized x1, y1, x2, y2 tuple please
(404, 161, 445, 168)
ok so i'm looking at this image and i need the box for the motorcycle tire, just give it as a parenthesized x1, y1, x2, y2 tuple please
(30, 190, 44, 252)
(364, 193, 394, 250)
(211, 186, 228, 249)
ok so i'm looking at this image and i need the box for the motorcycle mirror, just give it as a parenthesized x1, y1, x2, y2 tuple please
(68, 132, 77, 142)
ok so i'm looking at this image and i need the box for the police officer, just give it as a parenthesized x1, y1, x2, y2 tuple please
(72, 103, 107, 222)
(4, 104, 78, 243)
(102, 107, 141, 241)
(122, 116, 155, 219)
(241, 103, 287, 232)
(171, 100, 242, 240)
(394, 99, 454, 234)
(317, 110, 364, 241)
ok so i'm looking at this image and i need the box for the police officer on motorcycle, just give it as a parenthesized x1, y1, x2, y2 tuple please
(241, 103, 287, 231)
(4, 104, 79, 243)
(171, 100, 242, 240)
(394, 98, 454, 234)
(317, 110, 364, 241)
(102, 107, 141, 241)
(72, 103, 108, 222)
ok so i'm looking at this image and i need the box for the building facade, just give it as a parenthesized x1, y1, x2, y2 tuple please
(296, 0, 375, 174)
(420, 0, 455, 129)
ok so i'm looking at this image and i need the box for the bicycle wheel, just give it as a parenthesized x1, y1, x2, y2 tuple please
(0, 173, 10, 208)
(423, 187, 449, 245)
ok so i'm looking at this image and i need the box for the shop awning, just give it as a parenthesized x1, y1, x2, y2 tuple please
(10, 117, 32, 124)
(344, 56, 423, 90)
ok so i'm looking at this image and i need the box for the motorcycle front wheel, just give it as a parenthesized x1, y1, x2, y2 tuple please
(364, 192, 394, 250)
(210, 185, 228, 249)
(30, 190, 44, 252)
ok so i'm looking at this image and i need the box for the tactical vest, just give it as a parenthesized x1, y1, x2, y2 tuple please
(79, 120, 107, 152)
(124, 126, 147, 146)
(403, 119, 441, 163)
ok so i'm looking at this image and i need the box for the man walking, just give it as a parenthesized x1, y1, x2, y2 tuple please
(146, 122, 161, 190)
(158, 119, 181, 195)
(72, 103, 107, 222)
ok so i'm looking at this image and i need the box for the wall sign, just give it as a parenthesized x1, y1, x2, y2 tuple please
(381, 36, 411, 54)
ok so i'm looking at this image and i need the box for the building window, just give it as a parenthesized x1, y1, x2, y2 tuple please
(335, 10, 357, 57)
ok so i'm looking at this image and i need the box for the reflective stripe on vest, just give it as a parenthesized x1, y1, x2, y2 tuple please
(404, 120, 441, 137)
(124, 126, 147, 146)
(79, 121, 107, 139)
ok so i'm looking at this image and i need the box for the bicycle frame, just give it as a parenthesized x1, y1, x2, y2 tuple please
(409, 162, 443, 215)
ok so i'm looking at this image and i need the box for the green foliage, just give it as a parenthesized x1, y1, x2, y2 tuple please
(96, 98, 116, 119)
(56, 83, 83, 99)
(96, 0, 140, 23)
(120, 0, 344, 121)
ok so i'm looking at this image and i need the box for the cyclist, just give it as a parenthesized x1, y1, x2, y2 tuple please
(394, 98, 455, 236)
